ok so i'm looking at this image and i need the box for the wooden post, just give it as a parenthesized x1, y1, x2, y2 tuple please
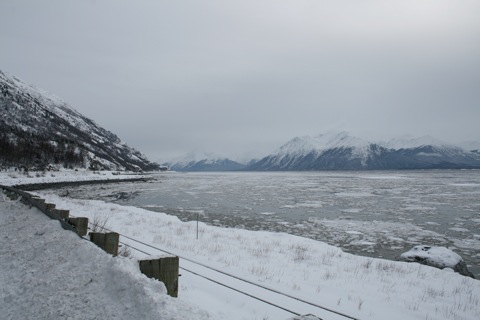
(32, 198, 45, 206)
(35, 202, 55, 212)
(89, 232, 119, 256)
(139, 256, 179, 297)
(31, 198, 55, 212)
(67, 217, 88, 236)
(51, 209, 70, 220)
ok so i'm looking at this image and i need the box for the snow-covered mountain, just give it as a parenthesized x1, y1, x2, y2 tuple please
(165, 152, 245, 172)
(0, 70, 159, 171)
(247, 132, 480, 171)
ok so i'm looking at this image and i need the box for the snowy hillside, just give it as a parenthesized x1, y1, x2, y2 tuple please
(0, 70, 159, 171)
(248, 132, 480, 171)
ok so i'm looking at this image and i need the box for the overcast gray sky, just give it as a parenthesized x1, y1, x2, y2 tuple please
(1, 0, 480, 162)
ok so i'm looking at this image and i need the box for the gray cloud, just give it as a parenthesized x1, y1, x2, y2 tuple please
(1, 0, 479, 162)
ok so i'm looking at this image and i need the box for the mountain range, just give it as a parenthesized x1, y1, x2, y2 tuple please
(168, 132, 480, 171)
(2, 69, 479, 172)
(0, 70, 159, 171)
(164, 153, 247, 172)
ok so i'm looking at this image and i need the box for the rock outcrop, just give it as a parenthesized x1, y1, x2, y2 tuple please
(398, 245, 474, 278)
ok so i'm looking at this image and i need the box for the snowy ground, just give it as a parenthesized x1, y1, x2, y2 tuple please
(0, 192, 216, 320)
(1, 171, 480, 320)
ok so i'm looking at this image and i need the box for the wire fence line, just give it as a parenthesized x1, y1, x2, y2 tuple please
(87, 221, 359, 320)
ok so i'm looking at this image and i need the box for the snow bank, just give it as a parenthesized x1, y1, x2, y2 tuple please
(0, 170, 151, 187)
(0, 194, 216, 320)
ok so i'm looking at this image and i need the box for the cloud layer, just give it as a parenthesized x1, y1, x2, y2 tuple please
(1, 0, 479, 161)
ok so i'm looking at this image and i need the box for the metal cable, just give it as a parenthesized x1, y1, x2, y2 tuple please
(93, 223, 359, 320)
(117, 240, 301, 316)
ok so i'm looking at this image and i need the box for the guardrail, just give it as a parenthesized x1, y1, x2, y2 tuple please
(1, 184, 78, 234)
(1, 184, 180, 299)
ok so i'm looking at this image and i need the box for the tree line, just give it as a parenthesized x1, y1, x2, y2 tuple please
(0, 123, 86, 171)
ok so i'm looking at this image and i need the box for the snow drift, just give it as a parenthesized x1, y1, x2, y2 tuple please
(0, 195, 216, 320)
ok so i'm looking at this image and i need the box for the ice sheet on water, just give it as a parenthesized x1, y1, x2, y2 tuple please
(449, 227, 470, 232)
(334, 191, 375, 197)
(403, 205, 436, 211)
(30, 170, 480, 278)
(282, 200, 324, 208)
(341, 208, 362, 213)
(345, 230, 363, 235)
(310, 218, 449, 254)
(451, 238, 480, 250)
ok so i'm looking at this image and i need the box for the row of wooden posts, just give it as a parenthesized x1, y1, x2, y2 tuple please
(1, 186, 179, 298)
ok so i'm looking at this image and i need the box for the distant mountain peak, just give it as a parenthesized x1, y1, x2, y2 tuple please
(165, 152, 245, 172)
(313, 131, 370, 150)
(277, 131, 368, 154)
(168, 152, 229, 166)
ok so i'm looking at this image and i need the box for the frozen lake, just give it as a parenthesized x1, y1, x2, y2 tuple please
(58, 170, 480, 278)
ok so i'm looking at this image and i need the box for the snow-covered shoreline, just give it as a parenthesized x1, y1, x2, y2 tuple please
(0, 169, 154, 187)
(1, 171, 480, 320)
